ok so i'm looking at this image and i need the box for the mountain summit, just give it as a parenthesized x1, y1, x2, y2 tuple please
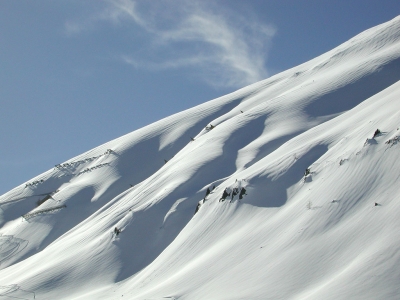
(1, 16, 400, 300)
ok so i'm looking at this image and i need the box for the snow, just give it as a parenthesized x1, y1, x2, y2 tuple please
(1, 16, 400, 300)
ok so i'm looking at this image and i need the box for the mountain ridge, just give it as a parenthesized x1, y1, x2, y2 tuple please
(1, 16, 400, 300)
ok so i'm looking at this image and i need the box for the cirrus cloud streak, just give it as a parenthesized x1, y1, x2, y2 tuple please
(67, 0, 276, 88)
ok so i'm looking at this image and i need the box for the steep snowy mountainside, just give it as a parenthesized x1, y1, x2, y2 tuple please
(102, 80, 400, 300)
(0, 16, 400, 300)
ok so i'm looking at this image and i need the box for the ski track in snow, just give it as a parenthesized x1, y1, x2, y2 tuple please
(1, 16, 400, 300)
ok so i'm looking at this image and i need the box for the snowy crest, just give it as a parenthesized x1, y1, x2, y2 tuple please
(1, 16, 400, 300)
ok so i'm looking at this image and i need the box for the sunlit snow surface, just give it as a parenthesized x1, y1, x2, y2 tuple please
(1, 16, 400, 300)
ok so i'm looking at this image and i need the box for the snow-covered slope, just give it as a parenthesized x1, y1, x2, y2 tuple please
(1, 16, 400, 300)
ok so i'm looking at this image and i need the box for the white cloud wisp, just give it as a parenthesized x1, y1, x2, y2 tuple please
(67, 0, 276, 89)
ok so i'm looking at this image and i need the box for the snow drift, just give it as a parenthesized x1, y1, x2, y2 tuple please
(1, 16, 400, 300)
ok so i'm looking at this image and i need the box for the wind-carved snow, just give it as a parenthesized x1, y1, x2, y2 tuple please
(0, 16, 400, 300)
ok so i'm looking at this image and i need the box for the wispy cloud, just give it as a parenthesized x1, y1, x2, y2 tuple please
(66, 0, 276, 88)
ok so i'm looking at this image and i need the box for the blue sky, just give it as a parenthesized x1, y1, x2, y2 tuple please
(1, 0, 399, 195)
